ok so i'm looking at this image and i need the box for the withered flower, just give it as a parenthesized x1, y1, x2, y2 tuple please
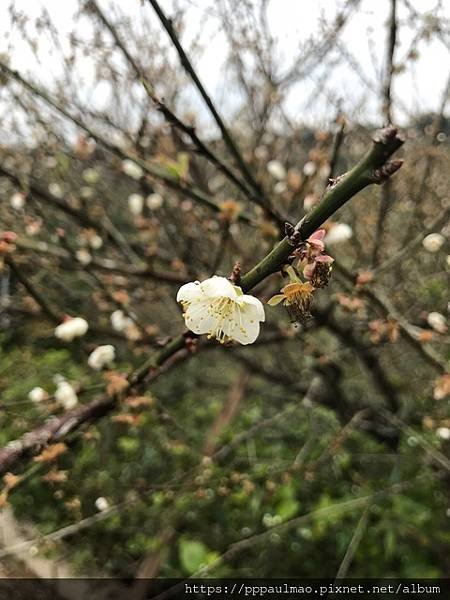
(268, 266, 315, 322)
(303, 254, 334, 288)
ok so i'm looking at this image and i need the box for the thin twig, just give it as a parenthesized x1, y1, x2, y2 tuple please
(147, 0, 271, 213)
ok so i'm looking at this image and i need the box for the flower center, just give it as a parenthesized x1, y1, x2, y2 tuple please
(282, 282, 313, 301)
(206, 296, 247, 343)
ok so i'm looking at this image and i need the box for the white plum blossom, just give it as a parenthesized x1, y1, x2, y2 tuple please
(10, 192, 25, 210)
(88, 345, 116, 370)
(303, 161, 317, 177)
(436, 427, 450, 440)
(427, 311, 447, 334)
(122, 159, 143, 180)
(89, 234, 103, 250)
(95, 497, 110, 511)
(146, 193, 164, 210)
(324, 223, 353, 245)
(54, 317, 89, 342)
(110, 309, 133, 332)
(422, 233, 445, 253)
(48, 182, 63, 198)
(128, 193, 144, 216)
(266, 160, 286, 180)
(177, 276, 265, 345)
(55, 380, 78, 410)
(28, 387, 47, 403)
(76, 249, 92, 265)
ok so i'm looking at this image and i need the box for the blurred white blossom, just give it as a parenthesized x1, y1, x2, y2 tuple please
(436, 427, 450, 440)
(122, 160, 143, 180)
(422, 233, 445, 252)
(48, 182, 63, 198)
(146, 193, 164, 210)
(28, 387, 47, 403)
(95, 497, 110, 511)
(427, 311, 447, 333)
(76, 249, 92, 265)
(128, 193, 144, 216)
(303, 161, 317, 176)
(10, 192, 25, 210)
(89, 234, 103, 250)
(88, 345, 116, 370)
(267, 160, 286, 180)
(54, 317, 89, 342)
(110, 309, 133, 333)
(55, 381, 78, 410)
(324, 223, 353, 245)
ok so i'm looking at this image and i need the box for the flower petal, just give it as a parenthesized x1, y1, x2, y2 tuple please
(200, 276, 237, 299)
(177, 281, 201, 303)
(184, 300, 216, 335)
(239, 295, 265, 322)
(231, 306, 261, 344)
(308, 229, 326, 241)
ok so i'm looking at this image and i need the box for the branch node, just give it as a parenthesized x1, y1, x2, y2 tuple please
(284, 222, 302, 246)
(372, 159, 404, 184)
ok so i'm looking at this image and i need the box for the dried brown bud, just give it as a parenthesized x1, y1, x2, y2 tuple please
(229, 261, 242, 284)
(372, 159, 404, 183)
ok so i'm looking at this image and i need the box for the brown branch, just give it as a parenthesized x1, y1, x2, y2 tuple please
(5, 257, 62, 322)
(146, 0, 272, 214)
(85, 1, 283, 224)
(371, 0, 398, 266)
(334, 262, 449, 374)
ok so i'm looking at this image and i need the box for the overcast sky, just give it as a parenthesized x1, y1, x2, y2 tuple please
(1, 0, 449, 130)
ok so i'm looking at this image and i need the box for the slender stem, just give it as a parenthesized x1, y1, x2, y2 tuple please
(371, 0, 398, 266)
(328, 115, 346, 180)
(6, 257, 61, 322)
(334, 262, 448, 374)
(382, 0, 397, 124)
(374, 205, 450, 275)
(241, 126, 404, 291)
(147, 0, 268, 207)
(86, 1, 280, 223)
